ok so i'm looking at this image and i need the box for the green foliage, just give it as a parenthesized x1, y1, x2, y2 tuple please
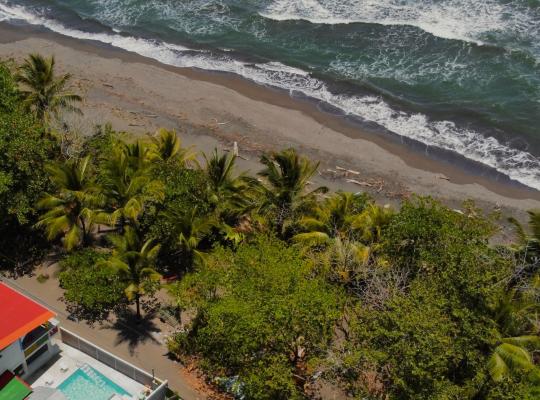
(3, 53, 540, 400)
(101, 226, 161, 318)
(0, 62, 54, 224)
(0, 61, 55, 271)
(59, 249, 125, 320)
(170, 235, 343, 398)
(15, 54, 82, 123)
(36, 156, 102, 251)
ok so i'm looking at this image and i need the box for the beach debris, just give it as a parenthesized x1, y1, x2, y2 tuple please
(437, 175, 450, 181)
(224, 142, 249, 160)
(211, 117, 230, 126)
(102, 83, 114, 88)
(129, 110, 159, 118)
(346, 178, 385, 193)
(336, 166, 360, 176)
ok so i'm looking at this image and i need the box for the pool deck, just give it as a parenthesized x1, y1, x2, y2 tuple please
(27, 341, 146, 399)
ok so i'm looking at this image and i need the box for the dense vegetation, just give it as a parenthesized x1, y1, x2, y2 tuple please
(1, 54, 539, 399)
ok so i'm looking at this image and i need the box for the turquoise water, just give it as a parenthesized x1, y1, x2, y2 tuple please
(0, 0, 539, 189)
(57, 365, 131, 400)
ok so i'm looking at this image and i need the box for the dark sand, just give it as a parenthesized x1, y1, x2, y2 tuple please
(1, 21, 539, 230)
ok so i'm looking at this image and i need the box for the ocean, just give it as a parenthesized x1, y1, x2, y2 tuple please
(1, 0, 539, 189)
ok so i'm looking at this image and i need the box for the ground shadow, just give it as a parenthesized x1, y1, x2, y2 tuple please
(103, 310, 161, 355)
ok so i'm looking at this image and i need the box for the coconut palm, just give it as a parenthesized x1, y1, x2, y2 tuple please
(100, 145, 164, 231)
(256, 148, 328, 235)
(509, 210, 540, 264)
(150, 128, 197, 167)
(488, 287, 540, 383)
(164, 208, 215, 271)
(102, 226, 161, 319)
(15, 54, 82, 123)
(36, 156, 101, 251)
(123, 139, 155, 171)
(351, 203, 394, 244)
(293, 192, 370, 246)
(203, 148, 254, 212)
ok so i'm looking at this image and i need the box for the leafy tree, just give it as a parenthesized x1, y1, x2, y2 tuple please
(59, 249, 125, 321)
(0, 61, 55, 272)
(169, 235, 342, 398)
(36, 156, 102, 251)
(101, 226, 161, 319)
(15, 54, 81, 123)
(340, 198, 517, 399)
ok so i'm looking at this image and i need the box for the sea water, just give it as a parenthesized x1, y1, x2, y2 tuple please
(1, 0, 539, 189)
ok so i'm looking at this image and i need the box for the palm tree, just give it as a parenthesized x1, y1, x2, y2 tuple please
(36, 156, 101, 251)
(351, 203, 394, 244)
(122, 140, 154, 172)
(164, 208, 214, 272)
(509, 210, 540, 264)
(15, 54, 82, 123)
(150, 128, 197, 167)
(488, 287, 540, 383)
(102, 226, 161, 319)
(293, 192, 369, 246)
(256, 148, 328, 235)
(100, 145, 164, 231)
(204, 149, 239, 197)
(203, 148, 254, 212)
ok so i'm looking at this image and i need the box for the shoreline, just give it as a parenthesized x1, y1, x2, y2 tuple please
(1, 21, 539, 222)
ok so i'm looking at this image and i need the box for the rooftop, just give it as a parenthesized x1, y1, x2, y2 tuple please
(0, 283, 55, 350)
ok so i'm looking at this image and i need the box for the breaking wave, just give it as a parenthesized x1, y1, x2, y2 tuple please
(1, 2, 539, 189)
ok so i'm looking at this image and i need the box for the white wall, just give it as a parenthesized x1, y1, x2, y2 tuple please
(0, 339, 24, 374)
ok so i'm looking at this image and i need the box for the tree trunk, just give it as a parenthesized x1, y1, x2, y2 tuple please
(135, 294, 141, 320)
(80, 216, 87, 246)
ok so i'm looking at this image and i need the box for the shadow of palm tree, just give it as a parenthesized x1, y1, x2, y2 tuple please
(103, 310, 161, 355)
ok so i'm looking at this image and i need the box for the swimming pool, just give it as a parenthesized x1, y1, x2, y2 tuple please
(57, 364, 132, 400)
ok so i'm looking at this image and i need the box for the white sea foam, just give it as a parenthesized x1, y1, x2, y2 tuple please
(261, 0, 540, 54)
(1, 2, 539, 189)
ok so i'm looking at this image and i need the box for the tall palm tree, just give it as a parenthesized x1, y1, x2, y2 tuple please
(150, 128, 197, 167)
(256, 148, 328, 235)
(36, 156, 101, 251)
(203, 148, 253, 211)
(15, 54, 82, 123)
(102, 226, 161, 319)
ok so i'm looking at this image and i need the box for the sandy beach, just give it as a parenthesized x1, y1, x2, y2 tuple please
(1, 21, 539, 228)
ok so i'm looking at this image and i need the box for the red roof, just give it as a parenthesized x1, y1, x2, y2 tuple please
(0, 283, 55, 350)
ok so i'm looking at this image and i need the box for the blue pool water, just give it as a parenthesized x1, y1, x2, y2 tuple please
(57, 364, 131, 400)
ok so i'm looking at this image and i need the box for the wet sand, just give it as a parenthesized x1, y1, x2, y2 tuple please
(1, 21, 539, 228)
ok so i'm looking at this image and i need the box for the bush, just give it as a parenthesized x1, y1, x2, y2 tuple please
(59, 249, 126, 321)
